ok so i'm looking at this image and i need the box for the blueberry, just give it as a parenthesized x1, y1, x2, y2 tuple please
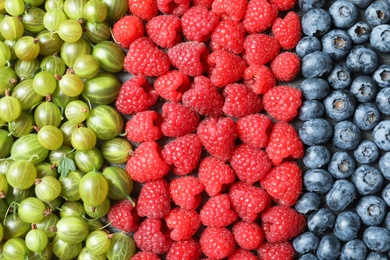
(370, 24, 390, 53)
(329, 0, 358, 29)
(347, 22, 371, 44)
(379, 152, 390, 179)
(352, 165, 384, 195)
(298, 100, 325, 121)
(346, 45, 379, 75)
(328, 151, 356, 179)
(293, 232, 320, 254)
(302, 145, 330, 169)
(296, 36, 322, 58)
(301, 51, 333, 78)
(298, 0, 325, 12)
(340, 239, 368, 260)
(356, 195, 387, 226)
(365, 0, 390, 27)
(372, 120, 390, 151)
(332, 120, 361, 150)
(299, 253, 319, 260)
(323, 90, 356, 121)
(373, 64, 390, 88)
(301, 9, 332, 37)
(304, 169, 334, 194)
(334, 211, 361, 241)
(366, 252, 389, 260)
(325, 179, 356, 211)
(349, 75, 378, 102)
(316, 234, 341, 260)
(327, 64, 352, 89)
(353, 103, 381, 131)
(381, 183, 390, 206)
(299, 78, 330, 100)
(307, 208, 336, 233)
(295, 192, 322, 214)
(322, 29, 352, 60)
(363, 226, 390, 252)
(376, 88, 390, 115)
(353, 140, 380, 164)
(298, 118, 333, 146)
(349, 0, 373, 9)
(385, 212, 390, 230)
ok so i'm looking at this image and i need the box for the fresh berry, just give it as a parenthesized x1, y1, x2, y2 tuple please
(298, 100, 325, 121)
(165, 207, 201, 241)
(131, 251, 161, 260)
(329, 0, 358, 29)
(316, 234, 342, 259)
(353, 140, 380, 164)
(236, 114, 272, 149)
(365, 0, 390, 27)
(332, 120, 361, 151)
(299, 78, 330, 100)
(200, 194, 238, 227)
(166, 239, 201, 260)
(128, 0, 159, 20)
(306, 208, 336, 234)
(211, 0, 248, 21)
(107, 199, 139, 232)
(154, 70, 190, 102)
(346, 45, 379, 75)
(298, 0, 325, 12)
(363, 226, 390, 253)
(301, 51, 333, 79)
(322, 29, 353, 60)
(125, 111, 162, 143)
(270, 52, 301, 82)
(292, 232, 320, 255)
(243, 64, 276, 95)
(373, 64, 390, 88)
(340, 239, 368, 260)
(228, 249, 258, 260)
(373, 120, 390, 151)
(376, 88, 390, 116)
(379, 153, 390, 180)
(232, 220, 264, 250)
(157, 0, 191, 16)
(294, 192, 321, 214)
(326, 180, 356, 212)
(347, 21, 371, 44)
(269, 0, 298, 10)
(295, 36, 322, 58)
(112, 15, 144, 48)
(160, 102, 200, 137)
(298, 118, 333, 146)
(301, 8, 331, 36)
(302, 145, 331, 169)
(242, 0, 279, 33)
(350, 75, 378, 103)
(210, 20, 246, 54)
(328, 151, 356, 180)
(257, 241, 295, 260)
(170, 176, 204, 210)
(356, 195, 387, 226)
(272, 11, 301, 50)
(192, 0, 214, 8)
(145, 15, 182, 48)
(303, 169, 334, 195)
(136, 179, 171, 218)
(200, 227, 235, 259)
(243, 33, 280, 66)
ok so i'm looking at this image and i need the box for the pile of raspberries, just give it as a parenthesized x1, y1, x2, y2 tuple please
(109, 0, 306, 259)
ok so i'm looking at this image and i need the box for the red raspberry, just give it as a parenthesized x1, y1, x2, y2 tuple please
(236, 113, 272, 149)
(270, 52, 300, 82)
(115, 75, 158, 115)
(157, 0, 191, 16)
(229, 181, 271, 222)
(166, 239, 202, 260)
(181, 5, 220, 42)
(263, 85, 302, 122)
(210, 20, 246, 54)
(124, 37, 171, 77)
(128, 0, 158, 20)
(230, 144, 272, 184)
(269, 0, 298, 11)
(125, 111, 162, 142)
(260, 161, 302, 207)
(112, 15, 144, 49)
(132, 251, 161, 260)
(154, 70, 191, 102)
(258, 241, 295, 260)
(200, 194, 238, 227)
(243, 65, 276, 95)
(200, 227, 235, 259)
(222, 83, 263, 118)
(146, 15, 182, 48)
(107, 199, 139, 232)
(243, 34, 280, 66)
(170, 176, 204, 210)
(261, 206, 306, 242)
(207, 50, 246, 88)
(161, 102, 200, 137)
(266, 121, 304, 165)
(228, 249, 258, 260)
(242, 0, 278, 33)
(197, 116, 236, 162)
(198, 156, 235, 197)
(161, 134, 203, 175)
(136, 179, 171, 218)
(192, 0, 214, 8)
(168, 41, 209, 77)
(211, 0, 248, 21)
(126, 142, 171, 182)
(165, 207, 201, 241)
(133, 218, 172, 254)
(232, 220, 264, 250)
(272, 11, 301, 50)
(181, 76, 224, 117)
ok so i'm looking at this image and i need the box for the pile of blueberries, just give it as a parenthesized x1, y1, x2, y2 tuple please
(293, 0, 390, 259)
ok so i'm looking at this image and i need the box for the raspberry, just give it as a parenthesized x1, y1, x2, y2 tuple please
(257, 241, 295, 260)
(165, 207, 201, 241)
(200, 227, 235, 259)
(266, 121, 304, 165)
(115, 75, 158, 115)
(263, 85, 302, 122)
(125, 111, 162, 142)
(230, 144, 272, 184)
(243, 64, 276, 95)
(107, 199, 139, 232)
(170, 176, 204, 210)
(166, 239, 202, 260)
(207, 50, 246, 88)
(236, 114, 273, 149)
(242, 0, 278, 33)
(160, 102, 200, 137)
(154, 70, 191, 102)
(136, 179, 171, 218)
(132, 251, 161, 260)
(181, 5, 220, 42)
(112, 15, 144, 48)
(211, 0, 248, 21)
(126, 142, 171, 182)
(232, 220, 264, 250)
(145, 15, 182, 48)
(124, 37, 171, 77)
(161, 134, 203, 175)
(181, 76, 224, 117)
(133, 218, 172, 254)
(272, 11, 301, 50)
(269, 0, 297, 11)
(222, 83, 263, 118)
(243, 34, 280, 66)
(210, 20, 246, 54)
(229, 181, 271, 222)
(260, 161, 302, 207)
(128, 0, 158, 20)
(168, 41, 209, 77)
(198, 156, 236, 197)
(200, 194, 238, 227)
(197, 116, 236, 162)
(192, 0, 214, 8)
(270, 52, 301, 82)
(157, 0, 191, 16)
(261, 206, 306, 242)
(228, 249, 258, 260)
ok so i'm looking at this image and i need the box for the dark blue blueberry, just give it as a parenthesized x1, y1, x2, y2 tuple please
(334, 211, 361, 241)
(298, 0, 325, 12)
(349, 75, 378, 102)
(346, 45, 379, 75)
(370, 24, 390, 53)
(332, 120, 361, 150)
(323, 90, 356, 121)
(347, 22, 371, 44)
(353, 103, 381, 131)
(363, 226, 390, 252)
(303, 169, 334, 194)
(316, 234, 341, 260)
(299, 78, 330, 100)
(340, 239, 368, 260)
(302, 145, 330, 169)
(379, 152, 390, 180)
(296, 36, 322, 58)
(353, 140, 380, 164)
(327, 64, 352, 89)
(328, 151, 356, 179)
(307, 208, 336, 233)
(376, 88, 390, 115)
(295, 192, 321, 214)
(325, 179, 356, 211)
(349, 0, 373, 8)
(352, 165, 384, 195)
(329, 0, 358, 29)
(293, 232, 320, 254)
(298, 118, 333, 146)
(385, 212, 390, 230)
(381, 183, 390, 206)
(322, 29, 352, 60)
(301, 9, 332, 36)
(372, 120, 390, 151)
(366, 252, 389, 260)
(373, 64, 390, 88)
(365, 0, 390, 27)
(298, 100, 325, 121)
(299, 253, 319, 260)
(301, 51, 333, 78)
(356, 195, 387, 226)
